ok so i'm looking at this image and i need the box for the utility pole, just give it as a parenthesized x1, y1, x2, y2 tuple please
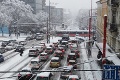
(102, 15, 107, 64)
(48, 0, 50, 43)
(47, 18, 49, 43)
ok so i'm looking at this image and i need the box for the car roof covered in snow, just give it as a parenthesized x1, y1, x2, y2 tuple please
(41, 52, 47, 55)
(37, 72, 51, 77)
(68, 75, 79, 78)
(51, 57, 59, 60)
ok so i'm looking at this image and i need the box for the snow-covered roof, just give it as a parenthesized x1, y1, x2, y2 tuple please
(69, 60, 76, 62)
(68, 75, 79, 78)
(51, 57, 59, 60)
(63, 65, 73, 70)
(41, 52, 47, 55)
(37, 72, 51, 77)
(31, 58, 39, 62)
(69, 53, 75, 55)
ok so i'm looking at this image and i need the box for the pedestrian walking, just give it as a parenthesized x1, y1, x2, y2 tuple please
(20, 48, 24, 56)
(97, 50, 102, 59)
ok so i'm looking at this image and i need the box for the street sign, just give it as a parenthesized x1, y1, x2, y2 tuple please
(103, 65, 120, 80)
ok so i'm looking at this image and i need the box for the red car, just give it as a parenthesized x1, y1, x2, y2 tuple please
(54, 50, 64, 59)
(57, 46, 65, 54)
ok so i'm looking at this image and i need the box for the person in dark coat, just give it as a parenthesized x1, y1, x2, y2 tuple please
(97, 50, 102, 59)
(20, 48, 24, 56)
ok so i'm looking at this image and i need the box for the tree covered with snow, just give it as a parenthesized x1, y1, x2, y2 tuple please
(0, 0, 48, 36)
(35, 10, 48, 26)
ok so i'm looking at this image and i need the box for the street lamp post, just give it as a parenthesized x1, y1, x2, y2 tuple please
(48, 0, 50, 43)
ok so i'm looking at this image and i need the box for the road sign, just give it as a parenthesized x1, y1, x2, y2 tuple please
(103, 65, 120, 80)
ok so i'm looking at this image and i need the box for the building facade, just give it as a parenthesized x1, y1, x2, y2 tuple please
(21, 0, 46, 14)
(44, 6, 63, 25)
(96, 0, 108, 42)
(107, 0, 120, 52)
(97, 0, 120, 53)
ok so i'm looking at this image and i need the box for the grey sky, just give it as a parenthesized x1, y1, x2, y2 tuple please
(46, 0, 98, 15)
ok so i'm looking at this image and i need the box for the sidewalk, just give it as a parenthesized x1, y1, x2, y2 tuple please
(95, 42, 120, 65)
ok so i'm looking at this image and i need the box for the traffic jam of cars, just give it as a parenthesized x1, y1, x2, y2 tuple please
(0, 33, 82, 80)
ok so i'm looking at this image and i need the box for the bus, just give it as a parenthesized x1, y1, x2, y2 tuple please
(55, 30, 95, 37)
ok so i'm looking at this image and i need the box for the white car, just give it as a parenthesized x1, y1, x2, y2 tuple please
(29, 58, 40, 70)
(33, 72, 53, 80)
(5, 43, 17, 50)
(67, 75, 81, 80)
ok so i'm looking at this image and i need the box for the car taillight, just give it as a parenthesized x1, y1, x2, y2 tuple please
(27, 74, 31, 76)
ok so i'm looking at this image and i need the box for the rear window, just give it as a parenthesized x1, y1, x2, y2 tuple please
(68, 61, 76, 64)
(31, 61, 38, 64)
(29, 50, 36, 52)
(36, 77, 48, 80)
(68, 55, 75, 57)
(51, 59, 59, 62)
(40, 54, 47, 56)
(46, 48, 51, 50)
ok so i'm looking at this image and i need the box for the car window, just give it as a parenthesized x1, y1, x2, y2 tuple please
(31, 61, 38, 64)
(46, 48, 51, 50)
(36, 77, 48, 80)
(51, 59, 59, 62)
(29, 50, 36, 52)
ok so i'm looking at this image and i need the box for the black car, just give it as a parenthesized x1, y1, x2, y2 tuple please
(25, 36, 32, 41)
(0, 47, 6, 54)
(15, 45, 25, 52)
(0, 54, 4, 63)
(1, 41, 9, 47)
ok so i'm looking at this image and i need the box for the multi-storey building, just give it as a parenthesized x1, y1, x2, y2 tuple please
(20, 0, 46, 14)
(96, 0, 108, 42)
(44, 6, 63, 25)
(107, 0, 120, 52)
(97, 0, 120, 53)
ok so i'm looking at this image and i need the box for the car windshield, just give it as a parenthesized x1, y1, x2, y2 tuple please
(36, 77, 48, 80)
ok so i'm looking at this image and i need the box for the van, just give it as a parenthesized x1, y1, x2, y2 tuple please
(30, 59, 40, 70)
(34, 72, 53, 80)
(50, 57, 61, 68)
